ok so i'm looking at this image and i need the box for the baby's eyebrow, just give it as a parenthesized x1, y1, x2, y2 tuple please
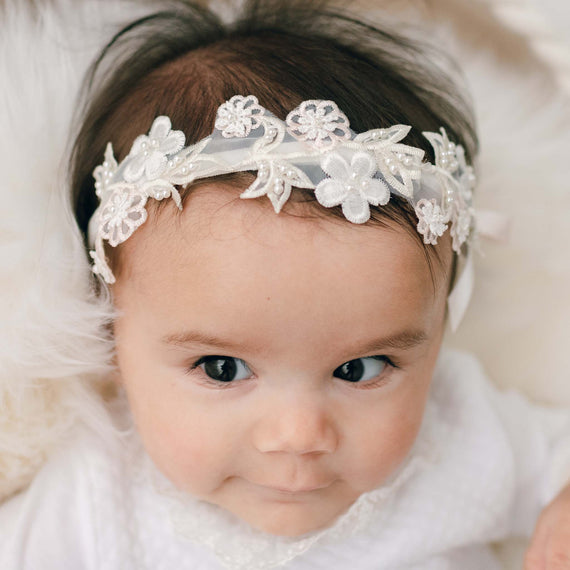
(350, 329, 429, 353)
(161, 330, 263, 352)
(161, 328, 428, 353)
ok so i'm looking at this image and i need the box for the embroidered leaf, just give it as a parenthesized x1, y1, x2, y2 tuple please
(354, 125, 411, 147)
(252, 117, 286, 154)
(241, 161, 312, 213)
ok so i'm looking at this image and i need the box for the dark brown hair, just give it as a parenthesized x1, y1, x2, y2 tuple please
(70, 0, 477, 283)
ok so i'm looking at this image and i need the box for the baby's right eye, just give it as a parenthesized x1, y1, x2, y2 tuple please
(191, 356, 252, 383)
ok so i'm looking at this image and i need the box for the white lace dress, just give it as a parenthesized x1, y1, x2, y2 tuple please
(1, 349, 569, 570)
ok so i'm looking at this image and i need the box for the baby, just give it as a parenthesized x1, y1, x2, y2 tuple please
(2, 0, 570, 569)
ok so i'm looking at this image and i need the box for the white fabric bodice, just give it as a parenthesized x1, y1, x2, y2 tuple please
(2, 348, 570, 570)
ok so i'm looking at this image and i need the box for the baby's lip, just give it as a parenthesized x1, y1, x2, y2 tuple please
(256, 482, 332, 493)
(271, 487, 324, 493)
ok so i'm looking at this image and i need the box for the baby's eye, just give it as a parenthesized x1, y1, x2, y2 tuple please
(333, 356, 388, 383)
(193, 356, 252, 383)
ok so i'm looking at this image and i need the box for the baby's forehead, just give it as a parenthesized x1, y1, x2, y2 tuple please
(113, 183, 449, 357)
(118, 182, 451, 302)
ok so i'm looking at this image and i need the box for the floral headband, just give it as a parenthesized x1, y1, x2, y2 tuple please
(87, 95, 477, 326)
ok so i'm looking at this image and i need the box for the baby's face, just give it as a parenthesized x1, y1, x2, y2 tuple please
(112, 186, 451, 537)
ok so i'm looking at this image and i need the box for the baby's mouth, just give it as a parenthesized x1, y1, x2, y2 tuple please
(250, 480, 334, 498)
(265, 484, 330, 493)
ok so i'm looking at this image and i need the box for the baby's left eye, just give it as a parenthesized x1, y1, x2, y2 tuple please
(333, 356, 388, 383)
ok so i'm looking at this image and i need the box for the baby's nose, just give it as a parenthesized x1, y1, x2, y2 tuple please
(252, 392, 338, 456)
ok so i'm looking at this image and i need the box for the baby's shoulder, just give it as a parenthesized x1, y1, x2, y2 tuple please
(431, 347, 525, 418)
(432, 347, 564, 426)
(0, 421, 123, 570)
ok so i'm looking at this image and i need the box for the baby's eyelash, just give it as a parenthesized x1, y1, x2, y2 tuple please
(334, 355, 398, 390)
(186, 355, 252, 389)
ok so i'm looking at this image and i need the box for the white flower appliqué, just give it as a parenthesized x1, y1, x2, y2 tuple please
(415, 199, 449, 245)
(423, 127, 475, 250)
(315, 152, 390, 224)
(215, 95, 265, 138)
(286, 100, 351, 149)
(123, 116, 185, 183)
(99, 185, 148, 247)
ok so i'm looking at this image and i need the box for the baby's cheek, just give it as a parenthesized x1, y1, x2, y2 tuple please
(129, 391, 232, 494)
(158, 436, 223, 494)
(347, 388, 427, 490)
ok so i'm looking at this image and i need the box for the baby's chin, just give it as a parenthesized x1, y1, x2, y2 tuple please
(228, 491, 358, 538)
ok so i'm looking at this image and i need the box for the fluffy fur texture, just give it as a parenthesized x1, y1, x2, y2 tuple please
(1, 4, 569, 559)
(0, 0, 125, 500)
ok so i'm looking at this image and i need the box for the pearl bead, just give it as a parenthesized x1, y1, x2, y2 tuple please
(389, 164, 398, 174)
(403, 156, 412, 166)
